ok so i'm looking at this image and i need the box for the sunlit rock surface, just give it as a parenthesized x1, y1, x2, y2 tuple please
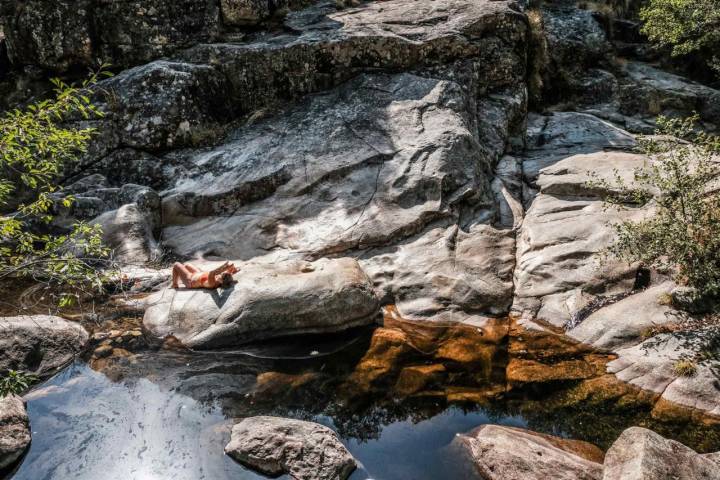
(225, 416, 357, 480)
(603, 427, 720, 480)
(608, 331, 720, 417)
(0, 395, 30, 471)
(143, 258, 379, 348)
(454, 424, 604, 480)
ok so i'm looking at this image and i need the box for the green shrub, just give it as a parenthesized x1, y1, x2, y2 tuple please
(0, 67, 113, 307)
(0, 370, 38, 397)
(640, 0, 720, 78)
(595, 115, 720, 306)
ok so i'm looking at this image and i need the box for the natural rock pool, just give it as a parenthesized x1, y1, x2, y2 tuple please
(9, 319, 720, 480)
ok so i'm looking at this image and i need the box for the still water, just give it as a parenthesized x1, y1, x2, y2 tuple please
(8, 324, 720, 480)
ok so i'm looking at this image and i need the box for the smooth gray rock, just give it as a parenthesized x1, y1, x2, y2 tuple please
(513, 142, 652, 322)
(160, 71, 503, 259)
(360, 222, 516, 322)
(607, 332, 720, 417)
(0, 395, 31, 471)
(224, 416, 356, 480)
(143, 258, 379, 348)
(93, 200, 162, 265)
(568, 283, 677, 350)
(455, 424, 603, 480)
(603, 427, 720, 480)
(522, 112, 636, 187)
(0, 315, 88, 376)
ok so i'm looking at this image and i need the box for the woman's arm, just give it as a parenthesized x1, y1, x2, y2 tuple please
(209, 261, 230, 277)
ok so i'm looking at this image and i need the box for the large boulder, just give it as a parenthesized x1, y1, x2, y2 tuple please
(143, 258, 379, 348)
(0, 315, 88, 376)
(454, 424, 603, 480)
(603, 427, 720, 480)
(360, 223, 516, 322)
(0, 395, 31, 471)
(224, 416, 357, 480)
(160, 72, 502, 259)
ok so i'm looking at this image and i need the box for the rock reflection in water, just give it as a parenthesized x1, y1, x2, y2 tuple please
(11, 317, 720, 480)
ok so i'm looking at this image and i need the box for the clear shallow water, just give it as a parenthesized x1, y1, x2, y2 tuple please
(9, 325, 720, 480)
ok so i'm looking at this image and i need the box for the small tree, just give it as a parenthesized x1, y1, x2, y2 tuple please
(0, 68, 113, 308)
(640, 0, 720, 79)
(595, 115, 720, 306)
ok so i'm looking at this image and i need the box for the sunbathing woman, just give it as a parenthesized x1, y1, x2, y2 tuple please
(171, 261, 238, 289)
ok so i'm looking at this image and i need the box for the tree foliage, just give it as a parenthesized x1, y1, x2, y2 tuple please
(0, 68, 113, 307)
(640, 0, 720, 78)
(595, 115, 720, 305)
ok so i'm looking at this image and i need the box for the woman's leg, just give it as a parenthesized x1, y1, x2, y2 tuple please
(185, 263, 200, 274)
(172, 263, 193, 288)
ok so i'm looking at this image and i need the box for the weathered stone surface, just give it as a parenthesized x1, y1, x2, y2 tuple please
(184, 0, 527, 110)
(160, 71, 501, 260)
(97, 61, 232, 151)
(224, 416, 356, 480)
(2, 0, 220, 71)
(568, 283, 677, 350)
(522, 112, 636, 187)
(603, 427, 720, 480)
(607, 331, 720, 417)
(93, 201, 162, 265)
(0, 395, 31, 471)
(143, 258, 379, 348)
(455, 424, 603, 480)
(360, 223, 516, 322)
(513, 117, 651, 323)
(618, 61, 720, 130)
(537, 5, 613, 105)
(0, 315, 89, 376)
(221, 0, 308, 25)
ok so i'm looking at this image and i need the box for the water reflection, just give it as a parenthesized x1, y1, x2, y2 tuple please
(10, 319, 720, 480)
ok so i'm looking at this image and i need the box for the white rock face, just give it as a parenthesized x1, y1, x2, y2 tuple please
(568, 283, 677, 350)
(360, 223, 516, 322)
(603, 427, 720, 480)
(0, 395, 31, 471)
(513, 113, 651, 323)
(143, 258, 379, 348)
(454, 424, 603, 480)
(0, 315, 89, 376)
(224, 416, 356, 480)
(607, 332, 720, 417)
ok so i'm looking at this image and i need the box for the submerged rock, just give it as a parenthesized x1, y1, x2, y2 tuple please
(224, 416, 356, 480)
(0, 395, 31, 471)
(143, 258, 379, 348)
(455, 424, 603, 480)
(603, 427, 720, 480)
(0, 315, 89, 376)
